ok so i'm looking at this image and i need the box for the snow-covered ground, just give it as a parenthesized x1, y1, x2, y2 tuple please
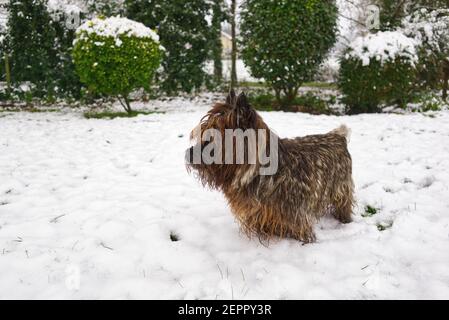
(1, 100, 449, 299)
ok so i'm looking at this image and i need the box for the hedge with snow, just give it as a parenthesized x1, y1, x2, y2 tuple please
(72, 16, 163, 113)
(402, 8, 449, 99)
(339, 31, 418, 113)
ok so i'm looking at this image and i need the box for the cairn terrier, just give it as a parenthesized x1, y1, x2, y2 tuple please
(186, 91, 354, 243)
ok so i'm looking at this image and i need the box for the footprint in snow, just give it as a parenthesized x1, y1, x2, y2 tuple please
(418, 176, 436, 189)
(170, 231, 180, 242)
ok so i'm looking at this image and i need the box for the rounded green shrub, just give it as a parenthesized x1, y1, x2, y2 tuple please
(338, 31, 418, 114)
(72, 16, 163, 113)
(240, 0, 338, 109)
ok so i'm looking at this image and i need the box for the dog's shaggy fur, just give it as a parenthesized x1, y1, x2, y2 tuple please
(186, 91, 354, 243)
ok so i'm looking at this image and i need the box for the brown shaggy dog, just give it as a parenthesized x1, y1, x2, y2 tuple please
(186, 91, 354, 243)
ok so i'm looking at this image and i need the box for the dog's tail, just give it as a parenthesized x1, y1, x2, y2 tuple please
(330, 125, 351, 142)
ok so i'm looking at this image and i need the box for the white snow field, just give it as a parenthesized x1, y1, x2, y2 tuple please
(1, 100, 449, 300)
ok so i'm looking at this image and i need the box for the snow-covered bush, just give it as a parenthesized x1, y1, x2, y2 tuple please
(240, 0, 338, 109)
(402, 8, 449, 99)
(415, 92, 447, 113)
(404, 8, 449, 62)
(72, 16, 163, 113)
(377, 0, 449, 31)
(338, 31, 418, 113)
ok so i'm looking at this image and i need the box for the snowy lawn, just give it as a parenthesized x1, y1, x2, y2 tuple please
(1, 102, 449, 299)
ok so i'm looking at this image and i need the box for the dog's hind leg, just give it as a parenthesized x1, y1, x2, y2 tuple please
(332, 181, 354, 224)
(333, 200, 353, 224)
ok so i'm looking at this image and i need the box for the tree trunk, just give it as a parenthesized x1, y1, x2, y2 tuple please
(212, 0, 223, 85)
(273, 86, 299, 111)
(443, 60, 449, 101)
(118, 95, 132, 114)
(4, 54, 11, 93)
(230, 0, 238, 90)
(124, 96, 132, 114)
(274, 88, 282, 111)
(279, 86, 299, 111)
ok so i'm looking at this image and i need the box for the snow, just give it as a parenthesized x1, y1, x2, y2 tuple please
(402, 8, 449, 56)
(317, 57, 340, 82)
(346, 31, 418, 67)
(205, 59, 260, 82)
(335, 0, 366, 50)
(75, 16, 160, 43)
(47, 0, 82, 15)
(1, 101, 449, 299)
(0, 0, 8, 32)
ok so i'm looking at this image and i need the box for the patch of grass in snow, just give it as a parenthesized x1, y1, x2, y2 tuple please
(83, 110, 164, 119)
(239, 81, 337, 90)
(377, 221, 393, 231)
(28, 108, 60, 113)
(304, 82, 338, 90)
(0, 107, 60, 113)
(239, 81, 267, 88)
(362, 205, 379, 218)
(248, 92, 336, 114)
(409, 92, 448, 113)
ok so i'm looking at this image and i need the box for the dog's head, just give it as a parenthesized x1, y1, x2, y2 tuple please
(185, 90, 273, 190)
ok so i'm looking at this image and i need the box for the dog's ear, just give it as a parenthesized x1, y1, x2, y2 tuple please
(236, 92, 257, 128)
(226, 89, 237, 106)
(236, 92, 250, 110)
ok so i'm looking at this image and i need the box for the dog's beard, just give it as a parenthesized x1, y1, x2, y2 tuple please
(186, 162, 230, 191)
(185, 143, 220, 189)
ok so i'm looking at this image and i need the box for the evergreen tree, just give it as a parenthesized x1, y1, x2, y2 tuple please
(211, 0, 227, 86)
(125, 0, 211, 94)
(240, 0, 338, 109)
(7, 0, 58, 96)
